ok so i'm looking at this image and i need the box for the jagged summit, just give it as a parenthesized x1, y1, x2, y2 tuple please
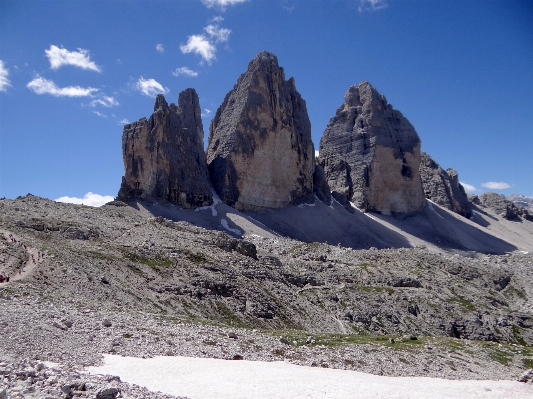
(206, 51, 315, 210)
(319, 81, 426, 215)
(117, 89, 212, 208)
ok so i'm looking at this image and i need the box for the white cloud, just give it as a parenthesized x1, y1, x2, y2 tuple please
(481, 181, 511, 190)
(0, 60, 11, 92)
(460, 182, 478, 193)
(135, 77, 169, 97)
(204, 24, 231, 43)
(156, 44, 164, 54)
(315, 150, 319, 158)
(211, 16, 224, 22)
(27, 76, 98, 97)
(93, 111, 107, 118)
(45, 45, 101, 72)
(55, 192, 114, 207)
(358, 0, 388, 12)
(180, 35, 217, 64)
(90, 96, 119, 107)
(119, 118, 130, 125)
(201, 0, 247, 11)
(172, 67, 198, 77)
(201, 109, 212, 117)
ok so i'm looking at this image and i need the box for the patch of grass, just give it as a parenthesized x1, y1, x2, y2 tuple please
(87, 250, 116, 261)
(448, 289, 476, 311)
(523, 358, 533, 368)
(489, 348, 512, 365)
(503, 285, 527, 300)
(122, 250, 173, 269)
(512, 325, 528, 346)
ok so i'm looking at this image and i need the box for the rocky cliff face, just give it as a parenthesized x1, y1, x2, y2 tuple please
(117, 90, 212, 208)
(319, 81, 426, 215)
(419, 152, 472, 218)
(507, 194, 533, 212)
(206, 51, 315, 211)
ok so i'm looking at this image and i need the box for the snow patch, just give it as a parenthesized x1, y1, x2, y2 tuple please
(298, 201, 315, 208)
(221, 218, 241, 235)
(87, 354, 533, 399)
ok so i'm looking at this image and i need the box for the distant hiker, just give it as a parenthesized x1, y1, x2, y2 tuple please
(5, 275, 9, 282)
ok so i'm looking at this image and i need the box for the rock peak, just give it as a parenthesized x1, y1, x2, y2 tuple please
(154, 94, 168, 112)
(206, 52, 314, 210)
(319, 82, 426, 215)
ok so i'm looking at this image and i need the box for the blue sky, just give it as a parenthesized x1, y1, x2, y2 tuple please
(1, 0, 532, 205)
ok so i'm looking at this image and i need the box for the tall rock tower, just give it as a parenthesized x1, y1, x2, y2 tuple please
(319, 81, 426, 215)
(206, 51, 315, 211)
(117, 89, 213, 208)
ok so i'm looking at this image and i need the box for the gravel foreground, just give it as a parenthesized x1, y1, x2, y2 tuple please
(1, 194, 533, 398)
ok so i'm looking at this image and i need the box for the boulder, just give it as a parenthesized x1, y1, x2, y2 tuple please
(206, 51, 315, 210)
(319, 81, 426, 215)
(419, 152, 472, 218)
(117, 90, 212, 208)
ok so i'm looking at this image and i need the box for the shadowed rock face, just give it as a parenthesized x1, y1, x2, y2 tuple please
(117, 90, 213, 208)
(319, 81, 426, 215)
(470, 192, 533, 221)
(419, 152, 472, 219)
(206, 51, 315, 211)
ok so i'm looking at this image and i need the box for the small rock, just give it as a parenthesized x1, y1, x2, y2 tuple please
(96, 387, 120, 399)
(232, 354, 243, 360)
(228, 332, 238, 339)
(100, 276, 109, 284)
(61, 384, 72, 394)
(279, 336, 290, 345)
(518, 369, 533, 383)
(52, 321, 66, 331)
(306, 336, 316, 345)
(409, 336, 418, 341)
(102, 319, 112, 327)
(0, 389, 6, 399)
(388, 338, 395, 344)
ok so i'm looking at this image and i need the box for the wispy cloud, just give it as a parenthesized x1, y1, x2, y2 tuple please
(27, 76, 98, 97)
(119, 118, 130, 125)
(135, 77, 169, 97)
(180, 35, 217, 64)
(204, 24, 231, 43)
(55, 192, 114, 207)
(481, 181, 511, 190)
(460, 182, 478, 194)
(201, 0, 247, 12)
(172, 67, 198, 77)
(156, 44, 165, 54)
(211, 16, 224, 23)
(201, 108, 212, 117)
(45, 45, 101, 72)
(0, 60, 11, 92)
(358, 0, 388, 12)
(93, 111, 107, 118)
(90, 96, 119, 107)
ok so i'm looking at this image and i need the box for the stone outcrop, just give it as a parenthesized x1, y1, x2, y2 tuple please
(206, 51, 315, 211)
(419, 152, 472, 218)
(470, 193, 533, 221)
(117, 90, 212, 208)
(313, 161, 331, 205)
(319, 81, 426, 215)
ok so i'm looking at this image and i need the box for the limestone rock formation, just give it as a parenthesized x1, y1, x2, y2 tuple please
(313, 161, 331, 205)
(206, 51, 315, 211)
(470, 192, 533, 221)
(117, 90, 212, 208)
(319, 81, 426, 215)
(419, 152, 472, 218)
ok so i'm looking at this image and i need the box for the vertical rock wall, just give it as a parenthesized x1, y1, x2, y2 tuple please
(206, 51, 315, 211)
(319, 81, 426, 215)
(117, 90, 212, 208)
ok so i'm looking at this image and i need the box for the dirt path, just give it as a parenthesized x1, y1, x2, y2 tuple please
(0, 229, 45, 283)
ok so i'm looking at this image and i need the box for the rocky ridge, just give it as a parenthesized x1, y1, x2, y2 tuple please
(319, 81, 426, 215)
(508, 194, 533, 212)
(470, 193, 533, 222)
(117, 90, 212, 208)
(419, 152, 472, 218)
(206, 51, 315, 211)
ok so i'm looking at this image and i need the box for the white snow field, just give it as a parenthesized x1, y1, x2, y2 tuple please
(87, 355, 533, 399)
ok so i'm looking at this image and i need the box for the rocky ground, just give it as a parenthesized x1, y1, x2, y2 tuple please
(1, 194, 533, 398)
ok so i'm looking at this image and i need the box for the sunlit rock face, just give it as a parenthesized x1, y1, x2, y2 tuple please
(117, 90, 213, 208)
(419, 152, 472, 218)
(319, 81, 426, 215)
(206, 51, 315, 211)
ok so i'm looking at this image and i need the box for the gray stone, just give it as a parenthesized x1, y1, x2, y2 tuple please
(419, 152, 472, 218)
(206, 51, 315, 210)
(102, 319, 112, 328)
(319, 81, 426, 215)
(118, 90, 213, 208)
(313, 161, 331, 205)
(471, 192, 532, 221)
(96, 387, 120, 399)
(518, 368, 533, 383)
